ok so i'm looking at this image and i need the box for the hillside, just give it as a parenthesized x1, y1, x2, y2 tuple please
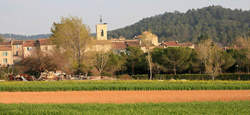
(0, 33, 50, 40)
(108, 6, 250, 45)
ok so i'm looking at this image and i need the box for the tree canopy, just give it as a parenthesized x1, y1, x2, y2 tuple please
(51, 16, 93, 74)
(109, 6, 250, 45)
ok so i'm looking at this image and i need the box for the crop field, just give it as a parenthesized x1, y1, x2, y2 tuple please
(0, 80, 250, 92)
(0, 101, 249, 115)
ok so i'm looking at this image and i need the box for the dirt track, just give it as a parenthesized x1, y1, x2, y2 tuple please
(0, 90, 249, 104)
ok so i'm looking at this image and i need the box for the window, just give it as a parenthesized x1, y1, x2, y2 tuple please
(16, 51, 19, 56)
(27, 47, 32, 51)
(101, 30, 104, 37)
(2, 52, 8, 56)
(43, 46, 48, 51)
(16, 45, 20, 48)
(2, 58, 7, 64)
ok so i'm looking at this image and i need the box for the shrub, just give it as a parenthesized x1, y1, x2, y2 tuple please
(131, 73, 250, 80)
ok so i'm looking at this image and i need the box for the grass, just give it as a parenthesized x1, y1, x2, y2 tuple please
(0, 80, 249, 92)
(0, 101, 249, 115)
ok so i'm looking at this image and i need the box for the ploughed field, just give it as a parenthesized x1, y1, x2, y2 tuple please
(0, 90, 249, 104)
(0, 80, 249, 91)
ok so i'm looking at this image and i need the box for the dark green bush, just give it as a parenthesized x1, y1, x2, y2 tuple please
(132, 74, 250, 80)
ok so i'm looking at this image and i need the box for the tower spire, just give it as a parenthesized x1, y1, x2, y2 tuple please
(100, 15, 103, 23)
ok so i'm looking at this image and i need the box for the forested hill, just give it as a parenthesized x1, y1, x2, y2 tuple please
(0, 33, 51, 40)
(108, 6, 250, 45)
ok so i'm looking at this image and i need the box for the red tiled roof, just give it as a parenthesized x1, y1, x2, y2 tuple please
(180, 42, 193, 47)
(95, 40, 112, 45)
(38, 39, 53, 45)
(0, 45, 12, 51)
(126, 40, 140, 47)
(12, 40, 23, 45)
(161, 41, 194, 47)
(0, 41, 11, 46)
(112, 40, 140, 50)
(23, 40, 36, 47)
(112, 41, 127, 50)
(162, 41, 180, 47)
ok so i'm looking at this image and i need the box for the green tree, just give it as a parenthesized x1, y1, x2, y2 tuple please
(51, 16, 93, 74)
(125, 47, 146, 75)
(152, 47, 192, 75)
(104, 53, 126, 76)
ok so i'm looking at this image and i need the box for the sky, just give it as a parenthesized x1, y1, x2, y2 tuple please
(0, 0, 249, 35)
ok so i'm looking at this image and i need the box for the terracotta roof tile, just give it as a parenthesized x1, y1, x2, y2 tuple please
(12, 40, 23, 45)
(0, 41, 11, 46)
(112, 41, 127, 50)
(38, 39, 53, 45)
(23, 40, 37, 47)
(0, 45, 12, 51)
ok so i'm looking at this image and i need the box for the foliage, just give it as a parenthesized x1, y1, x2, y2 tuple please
(51, 16, 93, 74)
(15, 50, 58, 77)
(0, 80, 249, 92)
(109, 6, 250, 45)
(104, 53, 126, 75)
(125, 47, 147, 75)
(152, 47, 193, 75)
(132, 73, 250, 80)
(0, 101, 249, 115)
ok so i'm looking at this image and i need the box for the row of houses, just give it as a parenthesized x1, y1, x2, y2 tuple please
(0, 37, 194, 67)
(0, 39, 54, 66)
(0, 21, 194, 67)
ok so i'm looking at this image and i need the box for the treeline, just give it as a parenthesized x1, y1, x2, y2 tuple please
(1, 17, 249, 80)
(109, 6, 250, 45)
(13, 37, 250, 79)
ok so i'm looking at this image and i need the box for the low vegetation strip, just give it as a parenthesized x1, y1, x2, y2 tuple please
(0, 80, 249, 92)
(0, 101, 249, 115)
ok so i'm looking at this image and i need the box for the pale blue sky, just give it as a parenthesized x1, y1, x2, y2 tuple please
(0, 0, 249, 35)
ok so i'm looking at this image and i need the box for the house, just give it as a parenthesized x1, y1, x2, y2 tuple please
(12, 40, 24, 63)
(0, 45, 13, 66)
(23, 40, 38, 58)
(38, 39, 55, 55)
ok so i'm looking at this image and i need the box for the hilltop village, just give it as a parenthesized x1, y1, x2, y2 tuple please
(0, 21, 194, 67)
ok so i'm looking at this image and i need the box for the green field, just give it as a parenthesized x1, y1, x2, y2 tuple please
(0, 101, 249, 115)
(0, 80, 249, 92)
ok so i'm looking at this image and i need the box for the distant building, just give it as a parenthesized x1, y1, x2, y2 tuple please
(12, 40, 24, 63)
(96, 17, 108, 40)
(23, 40, 37, 58)
(38, 39, 55, 55)
(0, 45, 13, 66)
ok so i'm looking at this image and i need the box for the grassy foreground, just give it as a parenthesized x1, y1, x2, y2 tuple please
(0, 80, 249, 92)
(0, 101, 249, 115)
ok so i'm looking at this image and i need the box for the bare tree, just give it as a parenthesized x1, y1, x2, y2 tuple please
(138, 31, 157, 80)
(93, 51, 111, 76)
(196, 39, 223, 80)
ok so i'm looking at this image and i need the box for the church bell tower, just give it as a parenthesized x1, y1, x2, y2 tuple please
(96, 16, 107, 40)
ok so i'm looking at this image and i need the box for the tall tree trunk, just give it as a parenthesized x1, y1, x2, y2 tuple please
(147, 51, 153, 80)
(173, 63, 176, 75)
